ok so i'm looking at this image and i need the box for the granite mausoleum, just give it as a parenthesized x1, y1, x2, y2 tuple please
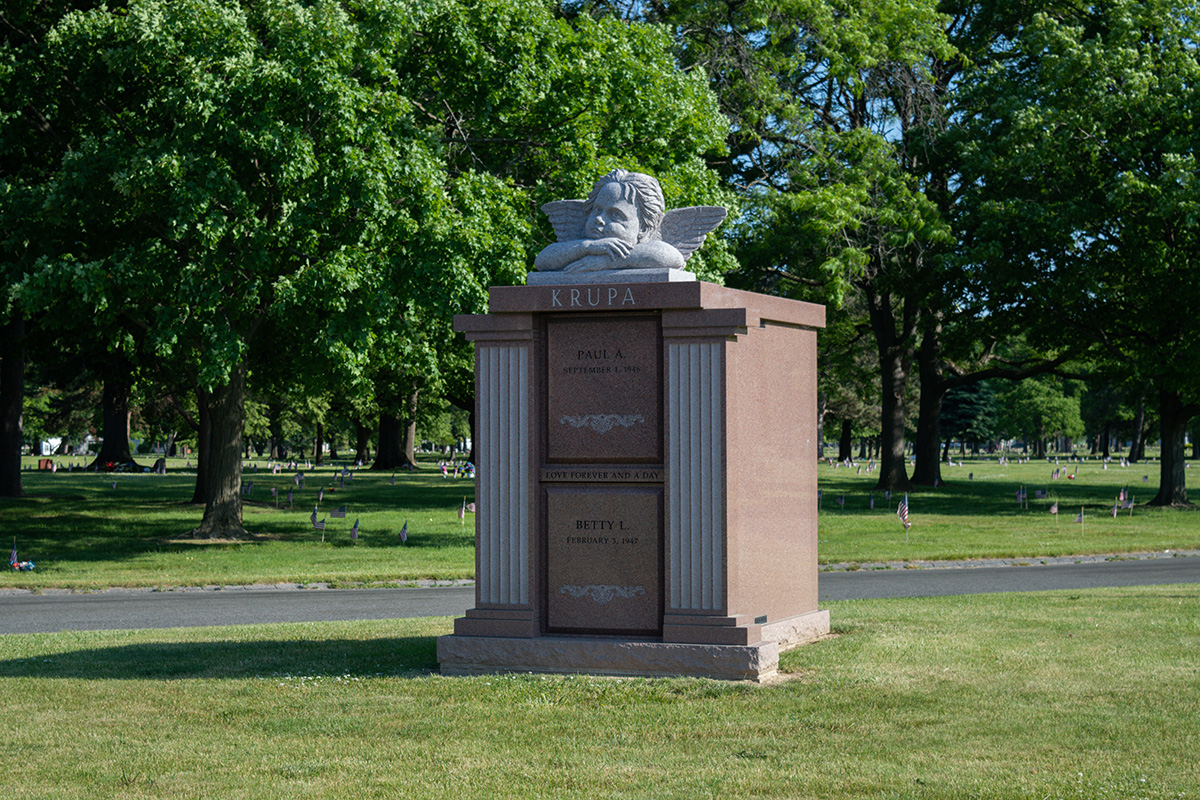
(436, 171, 828, 681)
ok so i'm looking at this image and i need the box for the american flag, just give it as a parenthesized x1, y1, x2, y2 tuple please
(313, 517, 326, 531)
(897, 496, 911, 530)
(390, 474, 396, 486)
(331, 505, 346, 519)
(9, 540, 16, 566)
(1122, 497, 1134, 510)
(466, 502, 476, 513)
(1050, 501, 1058, 515)
(318, 488, 324, 503)
(350, 518, 359, 539)
(1074, 509, 1084, 523)
(400, 520, 408, 543)
(1110, 503, 1119, 519)
(310, 506, 318, 525)
(459, 499, 466, 520)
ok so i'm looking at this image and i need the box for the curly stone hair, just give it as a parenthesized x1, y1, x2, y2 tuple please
(585, 169, 666, 242)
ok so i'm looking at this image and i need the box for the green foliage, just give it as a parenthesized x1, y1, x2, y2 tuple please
(398, 0, 736, 284)
(995, 377, 1085, 443)
(940, 380, 998, 447)
(957, 0, 1200, 397)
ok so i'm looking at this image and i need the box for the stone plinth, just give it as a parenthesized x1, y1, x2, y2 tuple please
(439, 281, 828, 681)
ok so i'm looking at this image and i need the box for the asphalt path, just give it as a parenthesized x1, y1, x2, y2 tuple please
(1, 557, 1196, 635)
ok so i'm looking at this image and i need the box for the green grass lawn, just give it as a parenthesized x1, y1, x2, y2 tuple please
(3, 456, 478, 589)
(1, 454, 1197, 590)
(0, 585, 1195, 799)
(814, 455, 1200, 563)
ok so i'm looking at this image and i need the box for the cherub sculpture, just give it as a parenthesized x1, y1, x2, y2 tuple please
(533, 169, 726, 274)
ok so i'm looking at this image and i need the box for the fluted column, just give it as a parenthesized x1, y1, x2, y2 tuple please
(667, 341, 725, 612)
(477, 343, 531, 606)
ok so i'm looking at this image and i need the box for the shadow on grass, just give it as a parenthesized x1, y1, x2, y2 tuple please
(2, 480, 475, 565)
(0, 635, 439, 680)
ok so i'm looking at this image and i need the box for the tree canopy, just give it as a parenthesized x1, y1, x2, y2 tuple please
(2, 0, 1197, 516)
(0, 0, 734, 529)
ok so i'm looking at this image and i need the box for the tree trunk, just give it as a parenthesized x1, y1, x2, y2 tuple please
(404, 396, 419, 466)
(876, 344, 912, 492)
(314, 421, 325, 466)
(446, 390, 476, 465)
(267, 400, 286, 460)
(371, 390, 420, 470)
(89, 371, 139, 468)
(912, 319, 944, 486)
(1128, 397, 1147, 463)
(837, 419, 853, 463)
(0, 315, 25, 497)
(866, 284, 915, 493)
(372, 410, 415, 470)
(354, 419, 371, 464)
(191, 363, 248, 537)
(190, 387, 211, 504)
(466, 405, 476, 465)
(816, 393, 827, 459)
(1148, 388, 1195, 507)
(1101, 423, 1111, 460)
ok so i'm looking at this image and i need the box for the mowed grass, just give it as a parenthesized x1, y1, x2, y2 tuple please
(2, 456, 477, 589)
(2, 454, 1198, 590)
(816, 455, 1200, 563)
(0, 585, 1195, 799)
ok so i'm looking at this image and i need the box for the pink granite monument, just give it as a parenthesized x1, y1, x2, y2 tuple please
(437, 171, 828, 681)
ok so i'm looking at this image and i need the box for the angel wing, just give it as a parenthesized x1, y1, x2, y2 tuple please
(541, 199, 588, 242)
(659, 206, 727, 261)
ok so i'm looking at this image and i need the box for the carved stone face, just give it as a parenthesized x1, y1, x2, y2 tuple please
(585, 182, 640, 244)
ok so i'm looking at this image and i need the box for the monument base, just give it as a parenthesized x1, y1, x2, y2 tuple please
(437, 611, 829, 682)
(526, 267, 697, 285)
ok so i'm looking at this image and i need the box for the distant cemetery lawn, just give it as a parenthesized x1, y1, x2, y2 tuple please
(2, 454, 1197, 590)
(0, 586, 1195, 798)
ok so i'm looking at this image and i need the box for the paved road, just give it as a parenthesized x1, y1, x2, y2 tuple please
(1, 557, 1196, 635)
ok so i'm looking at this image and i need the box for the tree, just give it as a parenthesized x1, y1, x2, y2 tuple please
(9, 1, 453, 535)
(996, 378, 1085, 459)
(592, 0, 956, 492)
(959, 0, 1200, 505)
(4, 0, 733, 532)
(940, 381, 998, 456)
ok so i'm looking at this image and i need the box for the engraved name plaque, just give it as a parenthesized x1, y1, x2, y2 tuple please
(546, 485, 662, 636)
(546, 316, 662, 463)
